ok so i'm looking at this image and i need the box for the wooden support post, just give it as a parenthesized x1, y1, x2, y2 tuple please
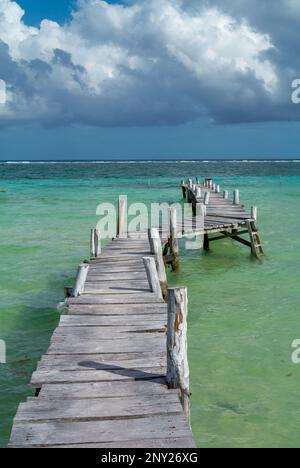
(233, 189, 240, 205)
(170, 208, 179, 271)
(196, 187, 201, 199)
(223, 190, 228, 200)
(143, 257, 163, 299)
(64, 286, 73, 298)
(90, 228, 101, 258)
(118, 196, 127, 238)
(198, 203, 206, 218)
(196, 177, 200, 184)
(216, 185, 221, 194)
(150, 228, 168, 300)
(203, 234, 210, 251)
(188, 179, 193, 189)
(251, 206, 257, 221)
(167, 287, 190, 424)
(73, 263, 89, 297)
(192, 200, 196, 217)
(148, 228, 155, 254)
(181, 181, 187, 199)
(212, 183, 216, 192)
(204, 192, 210, 205)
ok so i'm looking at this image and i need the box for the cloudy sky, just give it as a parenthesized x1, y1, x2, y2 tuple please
(0, 0, 299, 160)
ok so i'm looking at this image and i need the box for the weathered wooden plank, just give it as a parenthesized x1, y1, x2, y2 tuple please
(43, 437, 196, 448)
(9, 414, 193, 447)
(38, 380, 170, 400)
(86, 274, 148, 281)
(36, 353, 166, 372)
(15, 394, 182, 423)
(46, 337, 165, 355)
(90, 257, 151, 263)
(67, 294, 164, 305)
(59, 315, 166, 327)
(31, 367, 166, 387)
(83, 282, 150, 294)
(52, 325, 165, 339)
(67, 303, 167, 316)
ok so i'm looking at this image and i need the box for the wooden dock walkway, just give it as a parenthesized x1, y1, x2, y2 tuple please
(177, 179, 264, 258)
(9, 233, 196, 448)
(9, 176, 264, 448)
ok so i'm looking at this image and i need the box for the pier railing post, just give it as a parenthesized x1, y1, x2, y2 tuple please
(73, 263, 89, 297)
(90, 228, 101, 258)
(251, 206, 257, 221)
(143, 257, 163, 299)
(117, 195, 127, 238)
(148, 228, 155, 254)
(150, 228, 168, 300)
(223, 190, 228, 200)
(167, 287, 191, 424)
(169, 208, 179, 271)
(203, 192, 210, 205)
(181, 180, 186, 199)
(233, 189, 240, 205)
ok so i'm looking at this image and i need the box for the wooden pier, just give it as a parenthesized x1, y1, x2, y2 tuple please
(9, 232, 195, 448)
(9, 177, 264, 448)
(176, 178, 264, 259)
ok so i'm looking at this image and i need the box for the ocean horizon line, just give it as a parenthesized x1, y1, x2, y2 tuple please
(1, 159, 300, 164)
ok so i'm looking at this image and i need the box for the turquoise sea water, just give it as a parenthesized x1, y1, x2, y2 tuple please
(0, 161, 300, 448)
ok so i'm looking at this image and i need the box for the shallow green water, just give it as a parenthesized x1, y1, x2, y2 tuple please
(0, 161, 300, 448)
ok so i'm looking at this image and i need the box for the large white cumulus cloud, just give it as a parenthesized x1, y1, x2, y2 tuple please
(0, 0, 295, 127)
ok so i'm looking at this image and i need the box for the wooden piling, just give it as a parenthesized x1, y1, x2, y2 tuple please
(181, 180, 187, 199)
(90, 228, 101, 258)
(203, 192, 210, 205)
(196, 187, 201, 199)
(73, 263, 89, 297)
(143, 257, 163, 299)
(169, 208, 180, 271)
(167, 287, 190, 423)
(148, 228, 155, 254)
(251, 206, 257, 221)
(64, 286, 73, 298)
(233, 189, 240, 205)
(203, 234, 210, 252)
(150, 228, 168, 300)
(118, 196, 127, 238)
(223, 190, 228, 200)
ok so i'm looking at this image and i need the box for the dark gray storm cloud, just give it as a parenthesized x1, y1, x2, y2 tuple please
(0, 0, 299, 127)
